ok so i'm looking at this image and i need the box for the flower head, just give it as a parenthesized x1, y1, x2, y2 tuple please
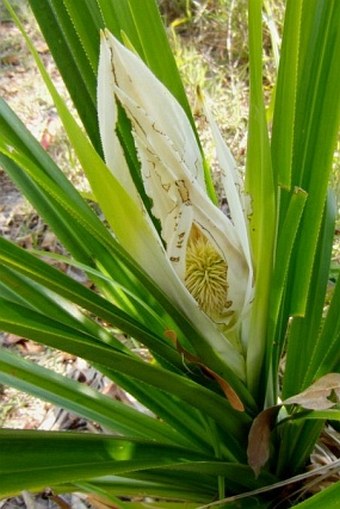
(185, 224, 231, 321)
(98, 30, 253, 337)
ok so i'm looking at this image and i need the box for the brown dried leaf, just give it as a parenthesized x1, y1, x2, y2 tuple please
(284, 373, 340, 410)
(87, 495, 119, 509)
(247, 406, 281, 477)
(164, 329, 244, 411)
(203, 365, 245, 412)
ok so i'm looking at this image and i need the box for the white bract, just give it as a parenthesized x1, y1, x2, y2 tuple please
(98, 30, 253, 372)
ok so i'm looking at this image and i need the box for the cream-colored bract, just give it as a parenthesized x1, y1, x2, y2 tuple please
(97, 29, 254, 374)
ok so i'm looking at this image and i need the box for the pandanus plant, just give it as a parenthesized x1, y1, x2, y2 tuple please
(0, 0, 339, 507)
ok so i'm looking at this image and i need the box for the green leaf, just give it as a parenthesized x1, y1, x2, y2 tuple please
(271, 0, 303, 189)
(0, 253, 217, 454)
(61, 0, 102, 72)
(305, 266, 340, 383)
(245, 0, 276, 397)
(293, 481, 340, 508)
(279, 218, 338, 478)
(266, 187, 307, 403)
(0, 237, 183, 369)
(285, 0, 340, 315)
(78, 474, 214, 505)
(0, 298, 250, 452)
(0, 430, 213, 499)
(282, 409, 340, 423)
(276, 420, 324, 478)
(283, 192, 337, 398)
(0, 98, 118, 272)
(79, 476, 213, 505)
(0, 100, 210, 346)
(27, 0, 101, 152)
(0, 348, 186, 446)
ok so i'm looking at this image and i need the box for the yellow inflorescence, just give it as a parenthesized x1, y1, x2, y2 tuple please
(185, 225, 231, 321)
